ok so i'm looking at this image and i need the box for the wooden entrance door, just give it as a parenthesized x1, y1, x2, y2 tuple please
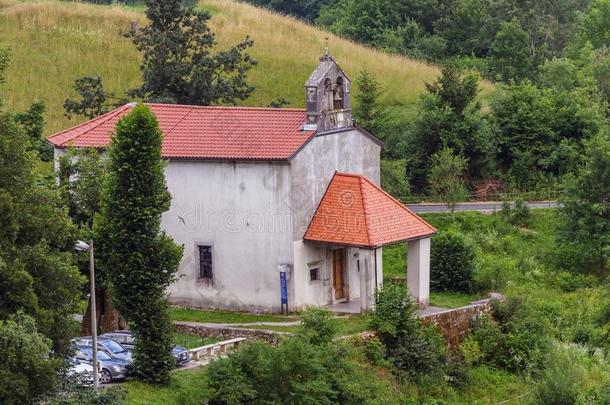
(332, 249, 346, 300)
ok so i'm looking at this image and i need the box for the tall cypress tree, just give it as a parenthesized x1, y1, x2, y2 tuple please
(95, 105, 182, 384)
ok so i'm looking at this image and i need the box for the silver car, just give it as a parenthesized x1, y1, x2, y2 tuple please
(74, 347, 131, 384)
(71, 336, 132, 362)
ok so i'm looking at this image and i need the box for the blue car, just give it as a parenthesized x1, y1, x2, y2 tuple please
(72, 336, 132, 362)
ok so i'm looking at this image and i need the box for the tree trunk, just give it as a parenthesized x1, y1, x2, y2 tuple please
(81, 288, 127, 335)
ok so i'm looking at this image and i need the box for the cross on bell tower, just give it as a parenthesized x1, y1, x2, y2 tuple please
(304, 48, 352, 132)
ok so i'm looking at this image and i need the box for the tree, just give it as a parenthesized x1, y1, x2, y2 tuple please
(130, 0, 257, 105)
(353, 69, 386, 134)
(582, 0, 610, 50)
(0, 50, 83, 358)
(489, 20, 534, 83)
(428, 147, 469, 214)
(64, 76, 112, 119)
(0, 313, 62, 404)
(15, 100, 52, 161)
(560, 131, 610, 276)
(406, 65, 492, 193)
(492, 81, 604, 189)
(95, 104, 183, 384)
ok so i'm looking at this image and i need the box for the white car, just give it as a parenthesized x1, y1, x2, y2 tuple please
(67, 358, 94, 386)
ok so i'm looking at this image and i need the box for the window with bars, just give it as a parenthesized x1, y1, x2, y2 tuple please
(198, 245, 213, 279)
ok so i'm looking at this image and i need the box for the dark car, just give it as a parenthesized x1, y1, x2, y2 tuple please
(102, 330, 191, 366)
(73, 347, 131, 384)
(71, 336, 132, 362)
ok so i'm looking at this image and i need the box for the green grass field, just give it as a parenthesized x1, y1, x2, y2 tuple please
(0, 0, 433, 135)
(169, 306, 297, 324)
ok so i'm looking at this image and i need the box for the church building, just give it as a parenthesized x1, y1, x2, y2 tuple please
(47, 54, 436, 313)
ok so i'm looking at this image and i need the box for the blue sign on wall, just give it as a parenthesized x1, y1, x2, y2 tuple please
(280, 272, 288, 305)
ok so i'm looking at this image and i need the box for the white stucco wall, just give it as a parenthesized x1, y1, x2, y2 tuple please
(163, 160, 294, 312)
(289, 128, 382, 310)
(289, 129, 382, 241)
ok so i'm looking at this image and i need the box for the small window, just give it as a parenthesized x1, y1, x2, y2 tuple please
(198, 245, 213, 279)
(309, 267, 320, 282)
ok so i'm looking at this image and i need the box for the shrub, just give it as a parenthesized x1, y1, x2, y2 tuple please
(297, 307, 337, 345)
(459, 337, 483, 366)
(0, 313, 62, 404)
(500, 198, 531, 227)
(530, 347, 586, 405)
(370, 283, 447, 380)
(430, 231, 475, 293)
(207, 337, 401, 404)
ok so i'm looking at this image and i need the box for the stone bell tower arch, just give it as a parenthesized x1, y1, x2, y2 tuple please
(304, 51, 352, 132)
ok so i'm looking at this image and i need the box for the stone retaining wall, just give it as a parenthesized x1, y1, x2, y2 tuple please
(419, 298, 497, 348)
(175, 322, 289, 345)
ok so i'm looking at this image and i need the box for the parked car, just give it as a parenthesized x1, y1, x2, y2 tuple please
(66, 358, 94, 386)
(71, 336, 132, 362)
(101, 330, 191, 366)
(74, 347, 131, 384)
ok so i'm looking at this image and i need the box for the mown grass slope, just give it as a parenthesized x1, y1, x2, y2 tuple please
(0, 0, 471, 136)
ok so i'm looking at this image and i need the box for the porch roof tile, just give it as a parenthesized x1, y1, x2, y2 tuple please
(304, 172, 436, 248)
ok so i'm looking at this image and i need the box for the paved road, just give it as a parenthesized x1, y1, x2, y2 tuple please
(406, 200, 559, 213)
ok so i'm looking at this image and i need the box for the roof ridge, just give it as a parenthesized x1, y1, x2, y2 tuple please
(357, 176, 373, 247)
(359, 174, 437, 234)
(47, 104, 132, 146)
(143, 102, 307, 112)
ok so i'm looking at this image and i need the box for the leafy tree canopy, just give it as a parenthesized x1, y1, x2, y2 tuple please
(130, 0, 257, 105)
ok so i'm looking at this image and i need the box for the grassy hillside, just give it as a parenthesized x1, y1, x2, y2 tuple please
(0, 0, 492, 136)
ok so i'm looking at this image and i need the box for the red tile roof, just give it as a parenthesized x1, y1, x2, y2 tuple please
(304, 172, 436, 247)
(46, 103, 316, 160)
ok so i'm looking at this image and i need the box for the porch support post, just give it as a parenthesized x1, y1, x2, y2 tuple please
(407, 238, 430, 307)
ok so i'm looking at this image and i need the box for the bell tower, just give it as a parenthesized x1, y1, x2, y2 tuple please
(304, 51, 352, 132)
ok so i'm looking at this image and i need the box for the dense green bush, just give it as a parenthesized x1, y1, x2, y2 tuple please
(0, 313, 62, 404)
(470, 299, 550, 375)
(430, 231, 475, 292)
(297, 307, 337, 345)
(500, 198, 531, 227)
(529, 347, 590, 405)
(207, 338, 400, 404)
(370, 283, 447, 380)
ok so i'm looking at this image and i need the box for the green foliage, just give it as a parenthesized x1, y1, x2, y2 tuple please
(353, 69, 386, 137)
(371, 283, 447, 379)
(459, 337, 483, 366)
(489, 20, 535, 82)
(0, 313, 62, 404)
(14, 100, 52, 161)
(380, 159, 410, 202)
(530, 347, 587, 405)
(407, 65, 492, 193)
(0, 54, 83, 358)
(59, 148, 105, 229)
(560, 131, 610, 275)
(500, 198, 531, 227)
(582, 0, 610, 50)
(130, 0, 257, 105)
(428, 147, 469, 212)
(430, 231, 475, 293)
(207, 337, 401, 404)
(64, 76, 112, 119)
(492, 81, 603, 190)
(95, 105, 183, 384)
(297, 307, 337, 345)
(471, 299, 550, 375)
